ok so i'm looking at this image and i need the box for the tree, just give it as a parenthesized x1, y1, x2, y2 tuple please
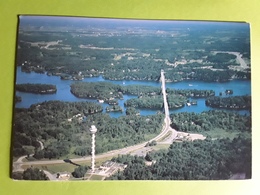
(72, 166, 89, 178)
(145, 153, 153, 162)
(22, 167, 49, 180)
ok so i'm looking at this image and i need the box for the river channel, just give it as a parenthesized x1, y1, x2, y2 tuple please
(15, 67, 251, 117)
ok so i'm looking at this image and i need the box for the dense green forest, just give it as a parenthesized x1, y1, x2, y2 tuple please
(106, 110, 251, 180)
(72, 166, 89, 178)
(125, 94, 187, 109)
(126, 107, 140, 115)
(71, 82, 164, 100)
(71, 82, 216, 98)
(120, 85, 161, 96)
(12, 168, 49, 180)
(108, 109, 252, 180)
(16, 83, 57, 94)
(16, 21, 250, 83)
(170, 110, 251, 134)
(70, 82, 123, 101)
(167, 89, 215, 97)
(124, 95, 164, 109)
(108, 136, 251, 180)
(205, 96, 251, 109)
(206, 53, 237, 67)
(70, 82, 224, 109)
(12, 100, 164, 159)
(106, 105, 123, 112)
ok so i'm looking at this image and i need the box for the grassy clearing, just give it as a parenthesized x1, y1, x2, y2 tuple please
(95, 156, 115, 166)
(22, 146, 35, 155)
(22, 163, 78, 173)
(157, 131, 172, 142)
(144, 133, 159, 140)
(89, 175, 104, 180)
(203, 128, 246, 139)
(151, 144, 171, 151)
(21, 155, 116, 175)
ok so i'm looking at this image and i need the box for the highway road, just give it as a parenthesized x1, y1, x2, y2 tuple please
(13, 69, 177, 174)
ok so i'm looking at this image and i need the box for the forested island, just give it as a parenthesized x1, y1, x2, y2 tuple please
(167, 89, 215, 97)
(70, 82, 252, 111)
(70, 82, 123, 102)
(16, 83, 57, 94)
(71, 82, 225, 109)
(15, 95, 22, 102)
(106, 105, 123, 112)
(205, 96, 251, 109)
(71, 82, 163, 100)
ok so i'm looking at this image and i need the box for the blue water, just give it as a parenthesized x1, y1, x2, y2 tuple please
(15, 67, 251, 117)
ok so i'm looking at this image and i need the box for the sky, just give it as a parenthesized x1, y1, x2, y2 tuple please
(19, 15, 249, 31)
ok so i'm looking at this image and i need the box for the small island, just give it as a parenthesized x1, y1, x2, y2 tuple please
(106, 105, 123, 112)
(186, 100, 197, 106)
(225, 89, 234, 95)
(15, 95, 22, 103)
(16, 83, 57, 94)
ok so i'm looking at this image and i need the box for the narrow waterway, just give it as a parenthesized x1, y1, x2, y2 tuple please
(15, 67, 251, 117)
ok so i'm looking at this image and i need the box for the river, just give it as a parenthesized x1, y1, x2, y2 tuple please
(15, 67, 251, 117)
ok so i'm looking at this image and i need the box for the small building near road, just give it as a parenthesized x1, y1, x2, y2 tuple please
(56, 172, 70, 180)
(94, 161, 127, 177)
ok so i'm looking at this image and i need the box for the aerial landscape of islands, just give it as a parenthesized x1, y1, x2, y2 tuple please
(12, 16, 251, 181)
